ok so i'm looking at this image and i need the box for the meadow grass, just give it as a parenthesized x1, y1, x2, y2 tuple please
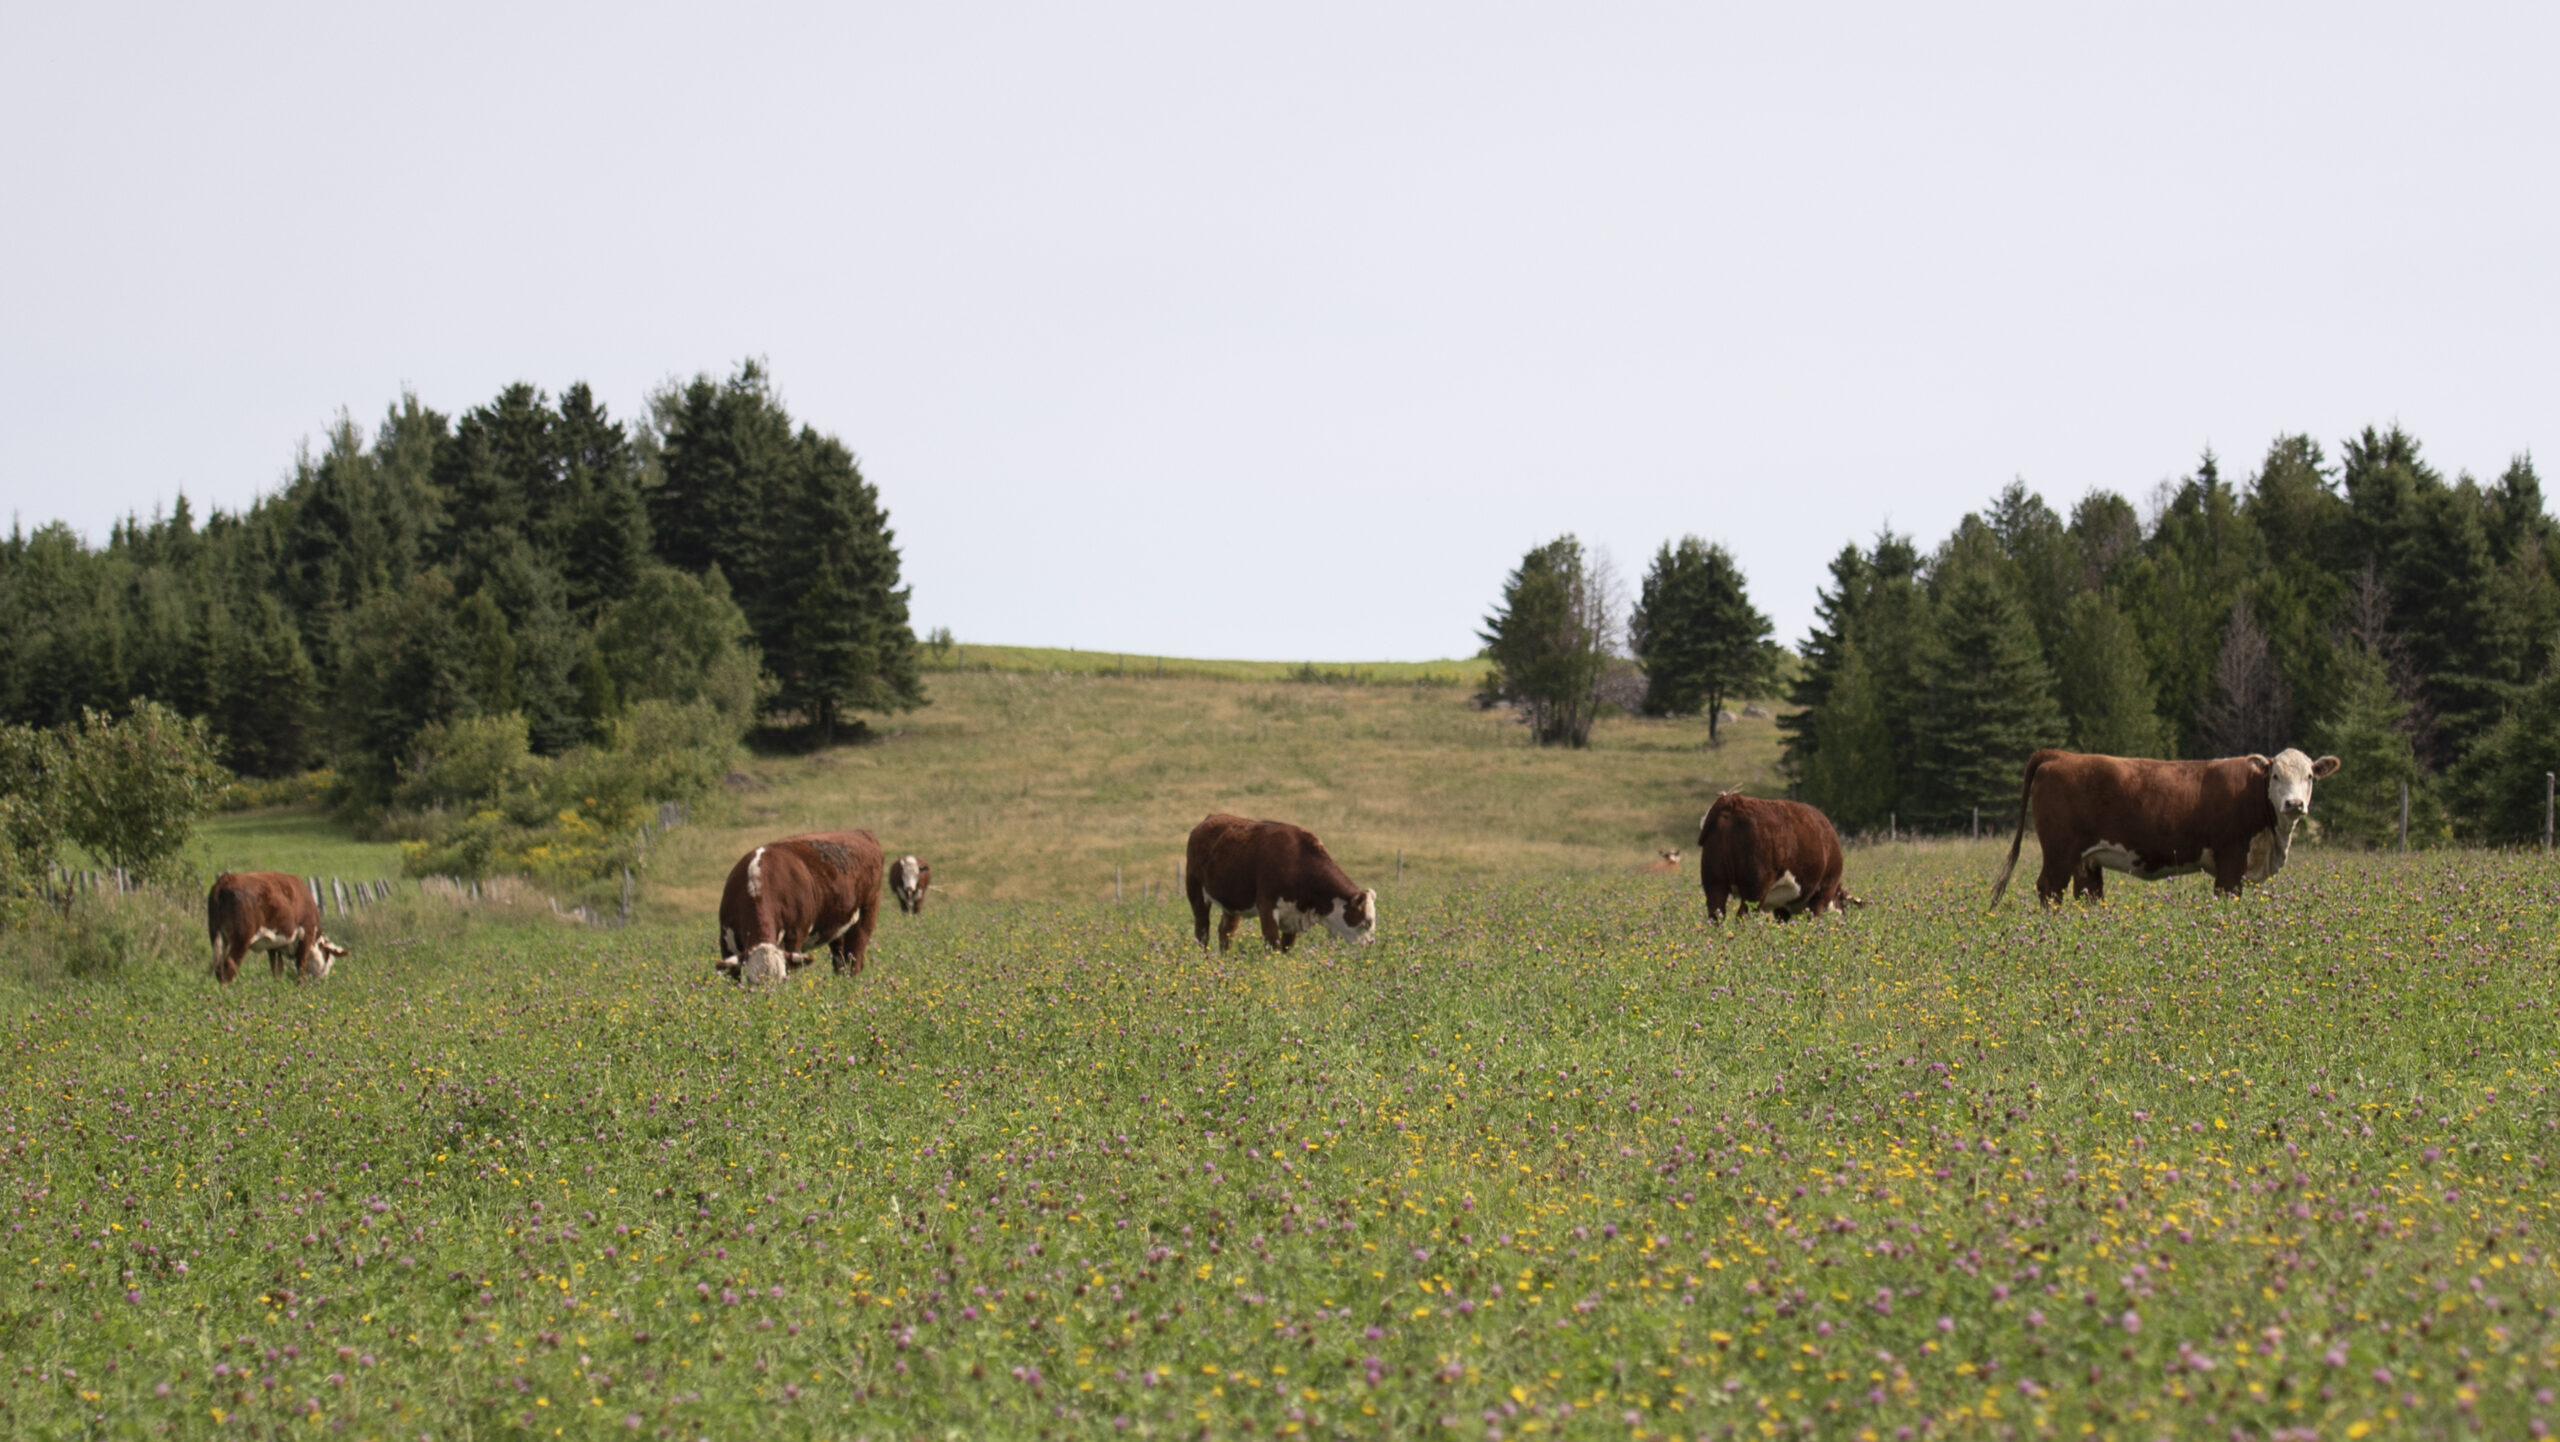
(1, 842, 2554, 1439)
(649, 670, 1789, 916)
(924, 646, 1491, 687)
(193, 810, 409, 888)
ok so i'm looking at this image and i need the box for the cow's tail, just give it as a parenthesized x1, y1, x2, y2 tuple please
(1987, 751, 2053, 906)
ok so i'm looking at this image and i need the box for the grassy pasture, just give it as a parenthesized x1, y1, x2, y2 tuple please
(2, 842, 2556, 1439)
(649, 670, 1789, 916)
(924, 645, 1492, 687)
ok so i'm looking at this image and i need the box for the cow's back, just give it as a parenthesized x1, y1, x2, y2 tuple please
(1698, 796, 1844, 913)
(1186, 814, 1268, 906)
(2030, 752, 2271, 850)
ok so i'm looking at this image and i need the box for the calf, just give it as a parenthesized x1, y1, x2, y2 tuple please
(1185, 814, 1377, 952)
(206, 872, 347, 984)
(1697, 793, 1850, 921)
(889, 855, 932, 914)
(1991, 748, 2340, 904)
(715, 831, 885, 980)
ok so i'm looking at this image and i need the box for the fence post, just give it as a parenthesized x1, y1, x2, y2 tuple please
(1972, 806, 1979, 841)
(1396, 850, 1404, 884)
(2546, 772, 2554, 854)
(621, 867, 635, 925)
(1890, 813, 1897, 843)
(1115, 866, 1123, 904)
(2397, 782, 2409, 854)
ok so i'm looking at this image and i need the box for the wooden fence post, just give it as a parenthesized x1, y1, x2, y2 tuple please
(2397, 783, 2409, 853)
(2546, 772, 2554, 854)
(1115, 866, 1123, 904)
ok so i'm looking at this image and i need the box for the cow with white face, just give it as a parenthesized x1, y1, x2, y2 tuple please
(1185, 814, 1378, 952)
(1992, 747, 2341, 905)
(888, 855, 931, 914)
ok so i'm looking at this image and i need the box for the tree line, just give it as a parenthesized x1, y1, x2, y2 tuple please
(0, 361, 923, 886)
(1478, 427, 2556, 849)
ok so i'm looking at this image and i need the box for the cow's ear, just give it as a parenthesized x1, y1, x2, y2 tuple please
(2311, 754, 2341, 779)
(2245, 753, 2271, 772)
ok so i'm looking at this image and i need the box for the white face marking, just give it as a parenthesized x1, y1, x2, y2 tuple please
(896, 857, 920, 893)
(1762, 870, 1802, 910)
(738, 943, 791, 988)
(747, 847, 766, 898)
(1318, 890, 1378, 944)
(2262, 748, 2325, 820)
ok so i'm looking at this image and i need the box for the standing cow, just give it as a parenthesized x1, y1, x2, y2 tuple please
(207, 872, 348, 984)
(888, 855, 932, 914)
(1990, 747, 2341, 905)
(1696, 793, 1850, 921)
(1185, 814, 1377, 952)
(715, 831, 886, 981)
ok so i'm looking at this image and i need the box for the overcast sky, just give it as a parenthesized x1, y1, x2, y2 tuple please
(3, 4, 2552, 659)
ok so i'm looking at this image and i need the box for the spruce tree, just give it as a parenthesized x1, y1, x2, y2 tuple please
(1911, 559, 2064, 830)
(1479, 537, 1612, 748)
(1629, 537, 1773, 741)
(2314, 641, 2429, 846)
(1778, 544, 1867, 780)
(2055, 590, 2164, 756)
(1798, 637, 1898, 831)
(2446, 661, 2560, 844)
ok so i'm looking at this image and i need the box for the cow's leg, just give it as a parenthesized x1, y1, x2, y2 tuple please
(2035, 843, 2073, 906)
(2212, 845, 2249, 899)
(1256, 899, 1284, 950)
(1217, 910, 1243, 952)
(212, 936, 244, 984)
(1278, 927, 1297, 953)
(1703, 884, 1728, 920)
(845, 904, 879, 977)
(1188, 887, 1213, 950)
(2073, 862, 2105, 901)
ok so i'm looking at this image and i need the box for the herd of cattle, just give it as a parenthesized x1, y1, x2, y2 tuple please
(202, 747, 2342, 984)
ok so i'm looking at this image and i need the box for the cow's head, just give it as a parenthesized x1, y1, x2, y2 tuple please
(731, 942, 792, 988)
(891, 855, 929, 912)
(304, 937, 348, 982)
(2251, 749, 2342, 820)
(1319, 889, 1379, 945)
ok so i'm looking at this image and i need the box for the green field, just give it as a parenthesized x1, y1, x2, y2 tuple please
(194, 809, 410, 887)
(3, 666, 2557, 1439)
(923, 644, 1492, 687)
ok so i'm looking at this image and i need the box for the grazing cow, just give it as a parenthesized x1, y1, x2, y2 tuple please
(889, 855, 932, 914)
(206, 872, 347, 984)
(1185, 814, 1377, 952)
(1990, 748, 2342, 905)
(715, 831, 885, 980)
(1696, 794, 1850, 921)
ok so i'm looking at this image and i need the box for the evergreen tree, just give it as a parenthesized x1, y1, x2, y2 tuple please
(557, 383, 652, 619)
(648, 361, 797, 579)
(2340, 426, 2505, 763)
(204, 594, 318, 778)
(2447, 661, 2560, 844)
(2313, 639, 2428, 847)
(1479, 536, 1613, 748)
(330, 572, 476, 806)
(1986, 481, 2078, 671)
(1910, 557, 2064, 830)
(2068, 490, 2142, 591)
(1628, 537, 1774, 741)
(2121, 451, 2261, 754)
(1797, 636, 1898, 831)
(1778, 544, 1867, 780)
(753, 431, 922, 741)
(2055, 590, 2164, 755)
(594, 565, 764, 722)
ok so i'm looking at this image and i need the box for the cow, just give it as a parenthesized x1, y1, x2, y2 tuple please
(1696, 793, 1851, 921)
(715, 831, 885, 981)
(1989, 748, 2342, 905)
(889, 855, 932, 914)
(206, 872, 347, 984)
(1184, 814, 1377, 952)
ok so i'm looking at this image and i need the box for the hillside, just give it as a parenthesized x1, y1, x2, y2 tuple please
(644, 667, 1792, 914)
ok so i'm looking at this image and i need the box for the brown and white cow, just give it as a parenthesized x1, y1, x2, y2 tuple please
(1185, 814, 1377, 952)
(1990, 747, 2342, 905)
(888, 855, 932, 914)
(206, 872, 347, 984)
(1697, 793, 1851, 921)
(715, 831, 885, 981)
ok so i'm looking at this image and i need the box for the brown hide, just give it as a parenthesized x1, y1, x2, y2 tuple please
(1696, 795, 1847, 922)
(1991, 748, 2339, 904)
(889, 855, 932, 914)
(716, 831, 886, 978)
(206, 872, 346, 984)
(1184, 813, 1376, 952)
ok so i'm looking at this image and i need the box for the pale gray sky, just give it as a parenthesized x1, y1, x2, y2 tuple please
(3, 4, 2552, 659)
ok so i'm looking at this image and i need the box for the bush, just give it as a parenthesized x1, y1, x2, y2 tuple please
(7, 887, 202, 983)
